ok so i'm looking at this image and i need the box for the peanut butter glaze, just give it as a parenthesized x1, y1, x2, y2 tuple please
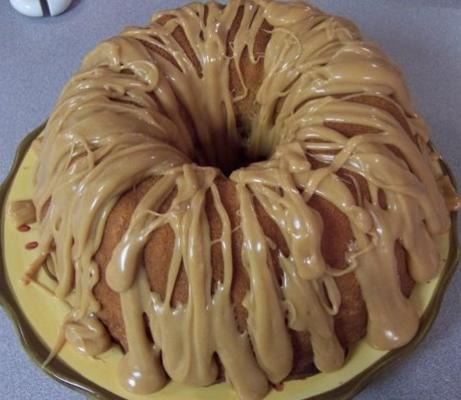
(9, 199, 36, 228)
(26, 1, 458, 399)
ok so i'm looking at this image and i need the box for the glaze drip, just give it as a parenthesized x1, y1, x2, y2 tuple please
(28, 1, 455, 399)
(9, 200, 36, 228)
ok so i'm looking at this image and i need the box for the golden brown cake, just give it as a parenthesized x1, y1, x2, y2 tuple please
(20, 0, 458, 398)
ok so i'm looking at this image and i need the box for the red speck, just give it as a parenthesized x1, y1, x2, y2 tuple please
(18, 224, 31, 232)
(272, 383, 284, 392)
(25, 241, 38, 250)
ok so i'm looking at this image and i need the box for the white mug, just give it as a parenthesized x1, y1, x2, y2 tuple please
(10, 0, 72, 17)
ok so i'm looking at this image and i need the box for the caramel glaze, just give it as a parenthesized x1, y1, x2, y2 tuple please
(9, 199, 36, 228)
(26, 0, 457, 399)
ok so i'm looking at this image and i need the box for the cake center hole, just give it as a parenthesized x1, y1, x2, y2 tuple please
(202, 121, 269, 177)
(220, 148, 265, 177)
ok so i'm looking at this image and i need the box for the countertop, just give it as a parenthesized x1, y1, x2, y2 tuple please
(0, 1, 460, 399)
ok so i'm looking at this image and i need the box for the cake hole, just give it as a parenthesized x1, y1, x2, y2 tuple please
(202, 111, 267, 176)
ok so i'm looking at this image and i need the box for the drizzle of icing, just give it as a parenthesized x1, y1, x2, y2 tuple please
(64, 315, 111, 357)
(9, 200, 36, 228)
(26, 1, 456, 399)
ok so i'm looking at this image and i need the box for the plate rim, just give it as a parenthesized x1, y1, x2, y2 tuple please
(0, 124, 459, 400)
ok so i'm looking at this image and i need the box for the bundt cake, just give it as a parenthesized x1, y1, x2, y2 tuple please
(17, 0, 458, 398)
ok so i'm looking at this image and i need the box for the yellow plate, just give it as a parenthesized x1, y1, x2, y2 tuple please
(0, 124, 459, 400)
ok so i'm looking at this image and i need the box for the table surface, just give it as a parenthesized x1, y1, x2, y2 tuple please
(0, 1, 460, 399)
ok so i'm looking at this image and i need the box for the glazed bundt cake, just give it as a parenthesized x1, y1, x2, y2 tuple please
(22, 0, 457, 398)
